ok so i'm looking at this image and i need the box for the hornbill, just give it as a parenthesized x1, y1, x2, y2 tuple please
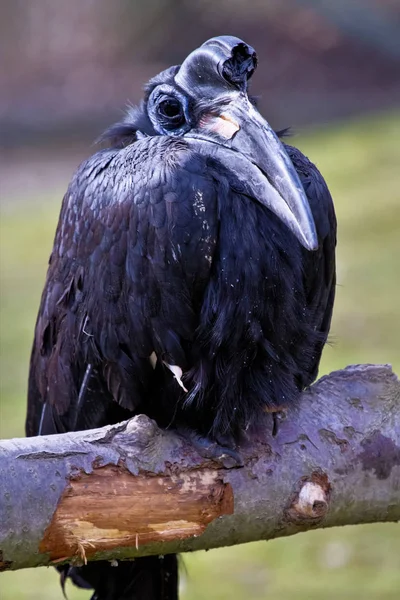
(26, 36, 336, 600)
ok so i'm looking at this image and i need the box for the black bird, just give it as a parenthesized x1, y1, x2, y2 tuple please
(26, 36, 336, 600)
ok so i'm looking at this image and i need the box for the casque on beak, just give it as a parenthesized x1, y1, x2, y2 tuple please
(175, 35, 319, 251)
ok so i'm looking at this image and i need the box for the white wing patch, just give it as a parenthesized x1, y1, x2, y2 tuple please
(163, 361, 188, 393)
(149, 352, 157, 369)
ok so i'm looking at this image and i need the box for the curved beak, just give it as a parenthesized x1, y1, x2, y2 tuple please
(196, 96, 318, 251)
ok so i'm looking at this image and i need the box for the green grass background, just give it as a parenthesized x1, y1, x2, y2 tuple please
(1, 112, 399, 599)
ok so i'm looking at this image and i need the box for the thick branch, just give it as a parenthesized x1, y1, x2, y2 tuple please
(0, 364, 399, 572)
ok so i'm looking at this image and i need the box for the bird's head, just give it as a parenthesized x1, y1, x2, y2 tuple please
(105, 36, 317, 250)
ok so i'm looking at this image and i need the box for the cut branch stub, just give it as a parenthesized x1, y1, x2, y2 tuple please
(284, 471, 332, 524)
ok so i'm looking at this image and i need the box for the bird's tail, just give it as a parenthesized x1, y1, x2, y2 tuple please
(58, 555, 179, 600)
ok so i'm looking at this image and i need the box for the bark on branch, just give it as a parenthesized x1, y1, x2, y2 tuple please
(0, 364, 399, 572)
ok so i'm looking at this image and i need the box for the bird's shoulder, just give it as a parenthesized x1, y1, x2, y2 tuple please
(28, 136, 221, 422)
(39, 134, 221, 334)
(56, 136, 216, 245)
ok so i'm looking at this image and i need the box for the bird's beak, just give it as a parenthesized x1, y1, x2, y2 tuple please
(196, 96, 318, 251)
(175, 35, 317, 250)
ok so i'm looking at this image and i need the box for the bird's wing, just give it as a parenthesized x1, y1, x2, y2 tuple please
(285, 143, 337, 387)
(26, 137, 219, 436)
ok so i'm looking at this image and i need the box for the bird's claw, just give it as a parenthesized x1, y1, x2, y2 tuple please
(177, 426, 243, 467)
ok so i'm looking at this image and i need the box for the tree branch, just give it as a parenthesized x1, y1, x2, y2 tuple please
(1, 364, 399, 572)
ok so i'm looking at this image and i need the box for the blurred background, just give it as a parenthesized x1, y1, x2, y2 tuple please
(0, 1, 399, 598)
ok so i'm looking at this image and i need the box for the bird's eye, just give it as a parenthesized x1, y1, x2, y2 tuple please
(158, 98, 182, 119)
(148, 86, 190, 135)
(156, 95, 185, 130)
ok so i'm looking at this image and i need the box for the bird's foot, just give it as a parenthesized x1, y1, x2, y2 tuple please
(177, 426, 243, 468)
